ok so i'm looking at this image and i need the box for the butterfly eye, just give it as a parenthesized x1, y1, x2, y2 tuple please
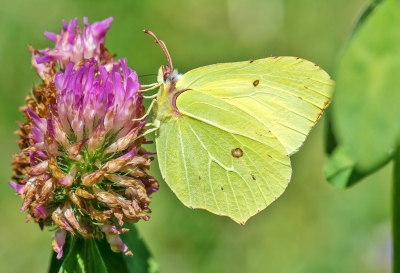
(167, 70, 182, 82)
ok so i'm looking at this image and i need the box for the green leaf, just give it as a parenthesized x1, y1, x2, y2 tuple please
(120, 224, 158, 273)
(324, 108, 338, 155)
(324, 146, 390, 188)
(96, 239, 130, 273)
(58, 237, 108, 273)
(48, 226, 157, 273)
(349, 0, 385, 37)
(328, 0, 400, 185)
(324, 146, 356, 188)
(324, 1, 386, 156)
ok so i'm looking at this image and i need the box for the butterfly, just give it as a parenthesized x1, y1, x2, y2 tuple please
(143, 30, 334, 224)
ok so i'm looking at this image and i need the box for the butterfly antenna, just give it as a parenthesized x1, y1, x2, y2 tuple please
(143, 30, 174, 71)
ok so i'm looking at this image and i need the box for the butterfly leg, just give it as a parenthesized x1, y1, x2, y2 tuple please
(139, 82, 161, 93)
(137, 126, 158, 139)
(143, 93, 158, 99)
(132, 99, 157, 122)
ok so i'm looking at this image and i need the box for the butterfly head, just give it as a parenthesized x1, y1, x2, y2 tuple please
(157, 65, 181, 84)
(155, 66, 182, 114)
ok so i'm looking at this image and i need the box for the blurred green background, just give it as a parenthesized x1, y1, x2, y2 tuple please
(0, 0, 392, 272)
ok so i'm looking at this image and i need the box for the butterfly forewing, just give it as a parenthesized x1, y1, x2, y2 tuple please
(175, 57, 334, 155)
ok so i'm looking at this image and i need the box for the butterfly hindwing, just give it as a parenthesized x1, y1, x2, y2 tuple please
(156, 90, 291, 223)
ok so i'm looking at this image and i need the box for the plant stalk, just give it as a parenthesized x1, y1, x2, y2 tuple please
(393, 147, 400, 273)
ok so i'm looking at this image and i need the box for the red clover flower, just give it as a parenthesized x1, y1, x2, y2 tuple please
(10, 17, 158, 259)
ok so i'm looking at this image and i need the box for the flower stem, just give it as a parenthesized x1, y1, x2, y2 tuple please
(393, 147, 400, 272)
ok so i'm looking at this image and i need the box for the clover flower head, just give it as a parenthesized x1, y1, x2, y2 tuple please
(11, 18, 158, 259)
